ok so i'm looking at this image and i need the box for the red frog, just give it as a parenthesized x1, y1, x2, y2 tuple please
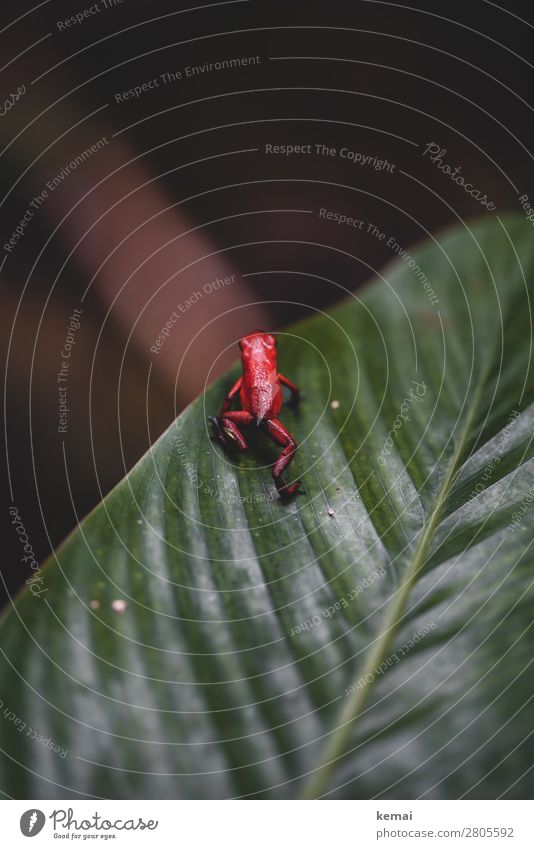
(210, 331, 302, 500)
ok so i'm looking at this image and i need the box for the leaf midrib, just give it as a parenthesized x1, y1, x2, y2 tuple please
(300, 357, 491, 799)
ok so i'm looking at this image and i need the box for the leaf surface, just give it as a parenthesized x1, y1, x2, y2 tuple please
(2, 214, 534, 799)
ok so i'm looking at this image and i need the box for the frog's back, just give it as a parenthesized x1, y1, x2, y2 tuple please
(239, 332, 282, 422)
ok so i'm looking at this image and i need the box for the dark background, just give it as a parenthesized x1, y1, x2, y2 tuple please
(3, 0, 534, 607)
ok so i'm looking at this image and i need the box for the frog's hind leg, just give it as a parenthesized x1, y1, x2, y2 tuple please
(210, 410, 253, 452)
(263, 417, 302, 499)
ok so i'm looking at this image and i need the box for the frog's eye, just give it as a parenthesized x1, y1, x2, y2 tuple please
(262, 334, 276, 349)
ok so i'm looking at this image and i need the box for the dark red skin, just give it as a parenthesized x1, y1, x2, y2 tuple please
(210, 331, 302, 500)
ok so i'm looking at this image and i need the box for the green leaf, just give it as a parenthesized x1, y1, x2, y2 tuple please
(2, 214, 534, 799)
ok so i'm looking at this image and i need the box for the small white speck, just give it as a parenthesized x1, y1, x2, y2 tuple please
(111, 599, 127, 614)
(327, 508, 335, 517)
(89, 600, 100, 610)
(330, 400, 340, 410)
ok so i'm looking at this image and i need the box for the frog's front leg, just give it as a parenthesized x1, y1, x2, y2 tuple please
(279, 373, 301, 407)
